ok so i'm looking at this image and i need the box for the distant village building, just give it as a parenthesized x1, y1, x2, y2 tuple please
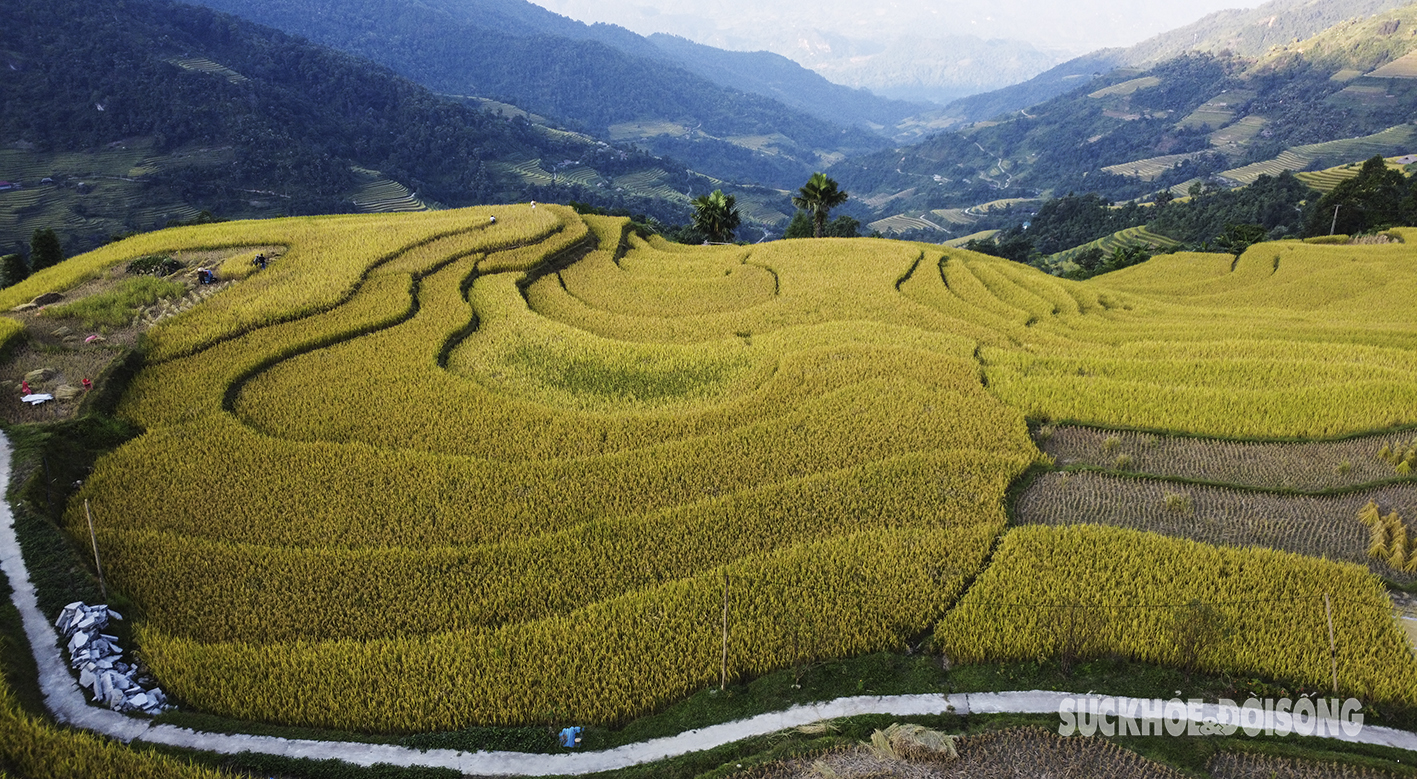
(0, 181, 13, 191)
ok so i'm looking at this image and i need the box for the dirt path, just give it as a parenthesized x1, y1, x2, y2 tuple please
(2, 433, 1417, 775)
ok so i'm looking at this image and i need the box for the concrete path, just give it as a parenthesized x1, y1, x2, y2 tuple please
(3, 432, 1417, 776)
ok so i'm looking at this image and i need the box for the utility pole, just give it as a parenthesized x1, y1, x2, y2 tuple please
(85, 500, 107, 603)
(1325, 593, 1338, 694)
(1330, 205, 1341, 236)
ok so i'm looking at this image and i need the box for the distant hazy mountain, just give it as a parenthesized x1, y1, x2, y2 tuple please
(646, 34, 929, 129)
(940, 0, 1414, 123)
(833, 2, 1417, 228)
(938, 52, 1129, 125)
(1117, 0, 1413, 66)
(782, 32, 1072, 105)
(183, 0, 904, 187)
(529, 0, 1301, 107)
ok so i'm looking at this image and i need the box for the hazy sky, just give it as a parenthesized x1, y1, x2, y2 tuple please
(529, 0, 1267, 56)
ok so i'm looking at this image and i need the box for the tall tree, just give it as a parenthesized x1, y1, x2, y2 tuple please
(792, 173, 849, 238)
(29, 228, 63, 272)
(785, 211, 860, 239)
(1307, 156, 1408, 236)
(691, 189, 741, 243)
(0, 254, 29, 288)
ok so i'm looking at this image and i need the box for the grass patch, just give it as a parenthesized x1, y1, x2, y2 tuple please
(505, 346, 746, 404)
(42, 277, 186, 329)
(7, 416, 141, 621)
(0, 573, 45, 722)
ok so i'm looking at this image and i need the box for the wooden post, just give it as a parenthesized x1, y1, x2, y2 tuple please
(85, 500, 107, 603)
(720, 571, 729, 691)
(1325, 593, 1338, 694)
(1330, 205, 1341, 236)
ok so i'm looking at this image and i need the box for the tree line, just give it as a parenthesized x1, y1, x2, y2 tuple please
(961, 158, 1417, 279)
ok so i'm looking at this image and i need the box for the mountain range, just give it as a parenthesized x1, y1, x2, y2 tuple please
(0, 0, 736, 255)
(940, 0, 1416, 124)
(839, 0, 1417, 241)
(7, 0, 1417, 259)
(181, 0, 930, 188)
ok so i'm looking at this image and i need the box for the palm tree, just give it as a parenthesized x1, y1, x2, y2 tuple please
(792, 173, 849, 238)
(691, 189, 741, 243)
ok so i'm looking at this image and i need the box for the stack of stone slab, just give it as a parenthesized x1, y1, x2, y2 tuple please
(55, 602, 171, 715)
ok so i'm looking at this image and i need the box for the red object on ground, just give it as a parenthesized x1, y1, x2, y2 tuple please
(82, 378, 92, 390)
(20, 381, 29, 395)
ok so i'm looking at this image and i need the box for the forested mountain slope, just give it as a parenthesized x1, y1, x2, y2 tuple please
(837, 4, 1417, 231)
(0, 0, 712, 255)
(940, 0, 1413, 124)
(180, 0, 897, 187)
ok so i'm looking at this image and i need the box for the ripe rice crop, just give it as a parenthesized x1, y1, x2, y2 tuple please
(141, 526, 998, 731)
(67, 205, 1043, 728)
(1220, 125, 1417, 185)
(936, 525, 1417, 703)
(51, 204, 1417, 731)
(0, 668, 222, 778)
(1014, 471, 1417, 582)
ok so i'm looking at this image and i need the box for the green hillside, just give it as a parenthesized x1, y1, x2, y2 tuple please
(836, 3, 1417, 253)
(0, 0, 747, 256)
(182, 0, 892, 189)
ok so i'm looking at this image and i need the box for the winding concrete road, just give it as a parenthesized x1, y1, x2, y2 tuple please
(3, 433, 1417, 776)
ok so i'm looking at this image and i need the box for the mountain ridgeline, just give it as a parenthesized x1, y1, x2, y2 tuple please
(835, 0, 1417, 245)
(939, 0, 1414, 125)
(0, 0, 720, 255)
(179, 0, 908, 188)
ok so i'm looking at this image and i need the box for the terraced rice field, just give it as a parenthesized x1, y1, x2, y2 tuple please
(1368, 50, 1417, 78)
(165, 56, 249, 84)
(0, 141, 280, 250)
(1208, 115, 1268, 152)
(1331, 83, 1400, 108)
(493, 158, 555, 187)
(613, 168, 689, 202)
(1015, 471, 1417, 581)
(350, 169, 436, 213)
(1040, 425, 1417, 491)
(0, 142, 153, 182)
(1221, 125, 1417, 184)
(1049, 226, 1182, 263)
(1297, 157, 1412, 193)
(9, 210, 1417, 735)
(971, 198, 1040, 212)
(929, 208, 977, 226)
(734, 193, 790, 226)
(942, 229, 999, 247)
(724, 134, 793, 154)
(556, 166, 607, 188)
(1089, 76, 1162, 99)
(607, 120, 688, 141)
(867, 214, 944, 234)
(1175, 90, 1256, 131)
(1102, 152, 1207, 181)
